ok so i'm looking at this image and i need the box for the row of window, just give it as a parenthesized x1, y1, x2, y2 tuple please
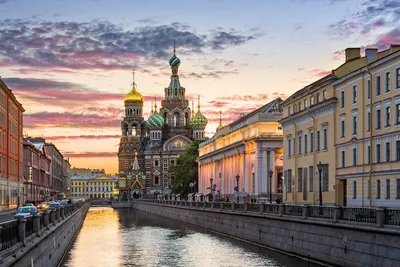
(341, 68, 400, 109)
(289, 90, 328, 115)
(340, 103, 400, 138)
(284, 165, 329, 194)
(72, 186, 114, 192)
(72, 182, 116, 186)
(341, 140, 400, 167)
(287, 128, 328, 157)
(351, 179, 400, 199)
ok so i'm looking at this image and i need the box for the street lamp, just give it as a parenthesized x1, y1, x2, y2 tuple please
(209, 177, 213, 201)
(235, 175, 240, 203)
(317, 161, 324, 215)
(268, 169, 273, 204)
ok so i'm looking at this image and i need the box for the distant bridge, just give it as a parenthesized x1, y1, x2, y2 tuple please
(89, 200, 112, 207)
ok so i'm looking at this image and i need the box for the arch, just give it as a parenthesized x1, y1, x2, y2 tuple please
(184, 112, 189, 126)
(121, 121, 129, 136)
(174, 112, 180, 127)
(174, 88, 178, 96)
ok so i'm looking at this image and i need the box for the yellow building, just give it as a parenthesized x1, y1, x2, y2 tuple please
(280, 44, 400, 207)
(71, 174, 118, 199)
(198, 99, 284, 201)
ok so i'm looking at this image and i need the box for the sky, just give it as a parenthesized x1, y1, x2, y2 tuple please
(0, 0, 399, 174)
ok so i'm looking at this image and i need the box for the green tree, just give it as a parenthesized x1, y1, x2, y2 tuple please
(170, 141, 201, 196)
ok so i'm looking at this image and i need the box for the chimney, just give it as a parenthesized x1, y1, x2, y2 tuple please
(345, 48, 361, 62)
(365, 48, 378, 61)
(390, 44, 400, 54)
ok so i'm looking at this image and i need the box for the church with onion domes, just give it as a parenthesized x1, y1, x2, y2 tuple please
(117, 45, 207, 198)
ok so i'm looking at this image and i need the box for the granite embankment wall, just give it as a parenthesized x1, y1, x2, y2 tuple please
(130, 201, 400, 267)
(1, 203, 89, 267)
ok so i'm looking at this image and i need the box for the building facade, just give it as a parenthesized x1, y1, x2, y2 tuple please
(63, 159, 71, 198)
(198, 99, 284, 201)
(71, 174, 117, 199)
(23, 138, 51, 202)
(117, 46, 208, 195)
(280, 44, 400, 207)
(0, 79, 24, 210)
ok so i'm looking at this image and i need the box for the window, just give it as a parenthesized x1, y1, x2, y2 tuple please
(340, 91, 345, 108)
(352, 181, 357, 199)
(288, 138, 292, 157)
(297, 168, 303, 192)
(317, 131, 320, 151)
(298, 102, 302, 111)
(323, 128, 328, 150)
(352, 85, 357, 104)
(376, 108, 381, 129)
(304, 134, 308, 153)
(322, 164, 329, 192)
(298, 136, 302, 155)
(385, 72, 391, 92)
(397, 179, 400, 198)
(367, 80, 371, 99)
(376, 76, 381, 96)
(323, 90, 327, 100)
(310, 96, 315, 105)
(308, 166, 313, 192)
(287, 169, 292, 193)
(316, 93, 320, 103)
(396, 104, 400, 124)
(396, 68, 400, 89)
(288, 106, 291, 115)
(397, 141, 400, 161)
(155, 176, 159, 184)
(367, 111, 371, 132)
(386, 106, 391, 127)
(341, 150, 345, 167)
(386, 142, 391, 162)
(155, 160, 159, 167)
(376, 144, 381, 163)
(340, 120, 345, 138)
(310, 132, 314, 152)
(304, 99, 308, 108)
(353, 148, 357, 166)
(367, 145, 371, 164)
(386, 179, 390, 199)
(293, 104, 296, 113)
(352, 115, 357, 135)
(376, 180, 381, 199)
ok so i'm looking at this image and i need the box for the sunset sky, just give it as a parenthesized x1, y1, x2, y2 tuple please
(0, 0, 399, 174)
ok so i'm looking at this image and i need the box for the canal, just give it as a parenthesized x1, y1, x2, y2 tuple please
(61, 207, 321, 267)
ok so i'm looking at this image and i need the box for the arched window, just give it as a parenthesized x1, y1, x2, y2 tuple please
(132, 127, 137, 136)
(184, 113, 189, 126)
(174, 88, 178, 96)
(174, 112, 180, 127)
(164, 113, 168, 125)
(195, 132, 198, 139)
(155, 176, 159, 184)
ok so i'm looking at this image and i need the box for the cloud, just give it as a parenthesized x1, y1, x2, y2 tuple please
(373, 28, 400, 50)
(293, 23, 303, 31)
(45, 135, 120, 141)
(216, 94, 269, 102)
(62, 152, 117, 158)
(0, 19, 261, 71)
(298, 68, 331, 77)
(332, 50, 345, 60)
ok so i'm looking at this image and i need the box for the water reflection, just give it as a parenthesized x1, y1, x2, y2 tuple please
(62, 207, 320, 267)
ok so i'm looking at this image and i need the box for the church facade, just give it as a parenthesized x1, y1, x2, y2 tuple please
(117, 47, 208, 195)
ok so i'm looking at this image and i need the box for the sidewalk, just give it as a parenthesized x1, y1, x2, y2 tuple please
(0, 208, 17, 223)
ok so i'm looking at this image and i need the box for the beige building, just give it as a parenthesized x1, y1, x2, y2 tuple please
(198, 99, 284, 201)
(71, 174, 117, 199)
(280, 44, 400, 207)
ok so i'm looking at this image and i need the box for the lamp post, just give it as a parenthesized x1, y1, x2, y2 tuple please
(268, 169, 273, 204)
(235, 175, 240, 203)
(209, 178, 213, 201)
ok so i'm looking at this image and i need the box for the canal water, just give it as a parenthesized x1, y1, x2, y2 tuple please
(61, 207, 321, 267)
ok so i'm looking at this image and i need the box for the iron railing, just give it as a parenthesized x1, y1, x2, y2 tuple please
(0, 219, 19, 251)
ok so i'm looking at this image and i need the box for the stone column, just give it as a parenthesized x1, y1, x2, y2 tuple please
(33, 214, 41, 237)
(333, 206, 341, 223)
(243, 152, 247, 193)
(261, 149, 267, 195)
(376, 208, 385, 228)
(61, 207, 65, 220)
(302, 205, 309, 219)
(56, 208, 60, 222)
(279, 204, 284, 216)
(18, 218, 26, 247)
(270, 150, 275, 195)
(260, 203, 265, 213)
(44, 211, 50, 230)
(51, 210, 56, 226)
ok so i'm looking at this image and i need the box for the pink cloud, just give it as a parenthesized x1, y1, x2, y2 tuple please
(45, 135, 120, 141)
(62, 152, 117, 158)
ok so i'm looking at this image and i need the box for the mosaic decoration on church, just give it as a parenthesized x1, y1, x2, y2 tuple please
(167, 139, 189, 151)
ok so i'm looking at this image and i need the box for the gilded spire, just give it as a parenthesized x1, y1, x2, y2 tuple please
(150, 101, 153, 114)
(173, 40, 176, 56)
(219, 110, 222, 124)
(154, 95, 157, 111)
(132, 69, 136, 84)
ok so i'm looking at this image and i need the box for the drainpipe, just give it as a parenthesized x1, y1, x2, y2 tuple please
(366, 62, 373, 208)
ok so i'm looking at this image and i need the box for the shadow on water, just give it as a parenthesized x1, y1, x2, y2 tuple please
(61, 207, 324, 267)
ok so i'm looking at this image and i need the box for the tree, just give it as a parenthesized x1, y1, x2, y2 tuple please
(170, 141, 201, 196)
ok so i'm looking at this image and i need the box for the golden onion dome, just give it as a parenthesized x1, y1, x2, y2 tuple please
(124, 70, 144, 105)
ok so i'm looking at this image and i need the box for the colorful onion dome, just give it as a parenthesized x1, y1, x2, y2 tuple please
(124, 70, 143, 105)
(190, 111, 207, 129)
(169, 54, 181, 67)
(146, 111, 164, 128)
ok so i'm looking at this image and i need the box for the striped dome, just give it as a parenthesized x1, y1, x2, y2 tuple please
(190, 111, 207, 129)
(146, 111, 164, 128)
(169, 55, 181, 67)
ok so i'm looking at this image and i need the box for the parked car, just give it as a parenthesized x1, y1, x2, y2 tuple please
(14, 206, 38, 218)
(48, 202, 61, 210)
(37, 202, 49, 210)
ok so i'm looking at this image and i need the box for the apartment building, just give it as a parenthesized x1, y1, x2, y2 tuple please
(280, 44, 400, 207)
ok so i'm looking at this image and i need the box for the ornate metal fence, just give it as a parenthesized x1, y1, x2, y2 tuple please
(0, 220, 19, 251)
